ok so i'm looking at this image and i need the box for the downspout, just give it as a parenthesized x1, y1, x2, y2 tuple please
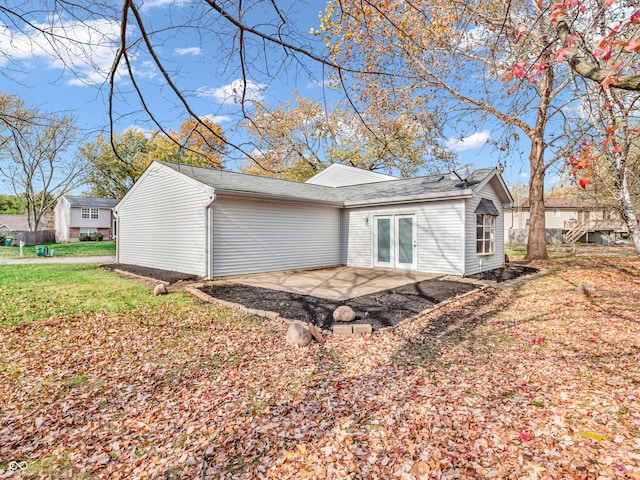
(204, 191, 216, 279)
(462, 200, 467, 276)
(114, 210, 119, 264)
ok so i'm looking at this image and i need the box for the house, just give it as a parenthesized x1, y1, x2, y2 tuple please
(504, 198, 627, 245)
(114, 161, 513, 278)
(1, 214, 56, 245)
(54, 195, 118, 243)
(0, 214, 32, 235)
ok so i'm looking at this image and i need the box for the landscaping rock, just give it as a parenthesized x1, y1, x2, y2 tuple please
(153, 284, 168, 296)
(577, 284, 596, 297)
(333, 325, 353, 336)
(333, 305, 356, 322)
(308, 323, 325, 343)
(286, 323, 312, 347)
(353, 323, 373, 334)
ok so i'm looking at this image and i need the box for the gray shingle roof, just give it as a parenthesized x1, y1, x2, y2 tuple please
(63, 196, 119, 208)
(0, 214, 31, 232)
(161, 162, 341, 204)
(159, 162, 498, 206)
(337, 168, 495, 206)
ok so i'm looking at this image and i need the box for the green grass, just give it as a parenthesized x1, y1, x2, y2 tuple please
(0, 241, 116, 259)
(0, 264, 188, 325)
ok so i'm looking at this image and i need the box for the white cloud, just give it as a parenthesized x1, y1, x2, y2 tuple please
(196, 79, 266, 105)
(458, 25, 491, 50)
(203, 114, 231, 124)
(139, 0, 190, 11)
(446, 130, 490, 152)
(175, 47, 201, 56)
(519, 171, 529, 178)
(0, 17, 121, 86)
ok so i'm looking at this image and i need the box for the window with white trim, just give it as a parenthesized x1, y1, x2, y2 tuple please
(81, 208, 99, 219)
(476, 215, 496, 255)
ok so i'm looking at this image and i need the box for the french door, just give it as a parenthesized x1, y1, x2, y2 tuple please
(373, 214, 417, 269)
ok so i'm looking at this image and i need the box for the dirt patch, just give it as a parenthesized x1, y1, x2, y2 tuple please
(102, 263, 199, 285)
(465, 264, 538, 283)
(199, 280, 478, 331)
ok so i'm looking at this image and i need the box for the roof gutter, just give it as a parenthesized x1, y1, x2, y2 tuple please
(343, 190, 473, 208)
(213, 189, 345, 207)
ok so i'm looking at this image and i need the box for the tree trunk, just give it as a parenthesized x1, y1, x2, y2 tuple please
(525, 136, 550, 261)
(619, 171, 640, 258)
(524, 65, 553, 261)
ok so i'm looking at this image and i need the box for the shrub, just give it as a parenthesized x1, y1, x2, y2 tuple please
(80, 233, 104, 242)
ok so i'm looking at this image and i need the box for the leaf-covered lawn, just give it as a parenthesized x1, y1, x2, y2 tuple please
(1, 258, 639, 479)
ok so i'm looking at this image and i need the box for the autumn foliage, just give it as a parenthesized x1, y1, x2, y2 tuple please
(1, 255, 640, 477)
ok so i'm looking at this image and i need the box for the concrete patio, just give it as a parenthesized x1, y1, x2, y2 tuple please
(220, 266, 441, 300)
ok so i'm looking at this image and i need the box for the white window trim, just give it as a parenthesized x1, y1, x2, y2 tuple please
(476, 214, 496, 255)
(81, 208, 99, 219)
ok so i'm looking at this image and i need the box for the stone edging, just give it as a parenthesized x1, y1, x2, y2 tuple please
(185, 285, 318, 331)
(185, 283, 495, 337)
(374, 284, 490, 333)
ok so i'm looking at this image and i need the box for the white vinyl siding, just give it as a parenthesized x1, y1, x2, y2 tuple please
(306, 164, 396, 186)
(211, 196, 341, 277)
(81, 208, 99, 219)
(117, 166, 212, 276)
(70, 207, 112, 228)
(54, 198, 71, 243)
(465, 183, 505, 275)
(343, 200, 465, 276)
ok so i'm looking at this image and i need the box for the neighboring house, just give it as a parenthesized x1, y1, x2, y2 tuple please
(0, 213, 55, 245)
(504, 198, 627, 245)
(54, 195, 119, 243)
(0, 214, 31, 235)
(115, 161, 513, 278)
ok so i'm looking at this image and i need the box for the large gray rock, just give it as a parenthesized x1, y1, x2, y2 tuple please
(153, 284, 168, 296)
(286, 323, 312, 347)
(333, 305, 356, 322)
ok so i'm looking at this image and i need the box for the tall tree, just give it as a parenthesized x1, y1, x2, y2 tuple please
(0, 93, 83, 231)
(243, 96, 453, 181)
(548, 1, 640, 257)
(317, 0, 591, 260)
(82, 119, 226, 198)
(0, 194, 26, 214)
(175, 118, 226, 168)
(81, 129, 153, 199)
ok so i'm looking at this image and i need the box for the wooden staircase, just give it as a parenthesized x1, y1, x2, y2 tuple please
(564, 220, 591, 244)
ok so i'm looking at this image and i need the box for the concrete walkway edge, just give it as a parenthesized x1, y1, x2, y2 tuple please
(0, 256, 116, 265)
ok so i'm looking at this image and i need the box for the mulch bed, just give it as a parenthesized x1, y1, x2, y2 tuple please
(103, 262, 538, 331)
(465, 264, 538, 283)
(102, 263, 199, 284)
(199, 280, 478, 331)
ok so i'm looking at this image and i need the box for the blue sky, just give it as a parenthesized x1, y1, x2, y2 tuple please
(0, 0, 542, 191)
